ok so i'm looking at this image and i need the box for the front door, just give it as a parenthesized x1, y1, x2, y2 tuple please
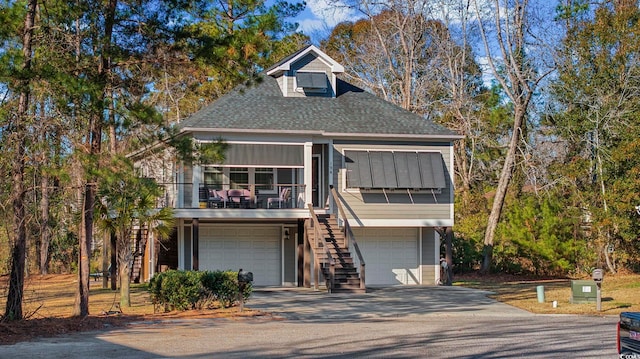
(312, 155, 321, 207)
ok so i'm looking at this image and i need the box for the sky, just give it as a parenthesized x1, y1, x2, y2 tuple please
(291, 0, 361, 43)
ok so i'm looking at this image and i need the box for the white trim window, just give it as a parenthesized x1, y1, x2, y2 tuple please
(229, 167, 249, 189)
(255, 167, 275, 192)
(203, 166, 224, 188)
(202, 166, 278, 194)
(294, 71, 328, 93)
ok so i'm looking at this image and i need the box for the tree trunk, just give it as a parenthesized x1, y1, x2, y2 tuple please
(444, 227, 454, 285)
(604, 243, 616, 274)
(473, 0, 542, 274)
(73, 0, 117, 316)
(480, 244, 494, 274)
(480, 107, 526, 274)
(454, 138, 471, 194)
(120, 265, 131, 308)
(102, 232, 109, 289)
(436, 227, 454, 286)
(4, 0, 37, 321)
(111, 231, 117, 290)
(39, 174, 51, 275)
(73, 183, 94, 317)
(118, 230, 132, 308)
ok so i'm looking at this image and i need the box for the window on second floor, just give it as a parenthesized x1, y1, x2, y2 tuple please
(229, 167, 249, 189)
(202, 166, 279, 193)
(204, 167, 223, 187)
(255, 168, 274, 191)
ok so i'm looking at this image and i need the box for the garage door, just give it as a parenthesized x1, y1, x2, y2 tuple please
(354, 228, 419, 285)
(199, 225, 281, 286)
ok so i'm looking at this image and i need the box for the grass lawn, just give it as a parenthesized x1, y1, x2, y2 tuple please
(0, 274, 264, 344)
(15, 274, 154, 318)
(455, 273, 640, 315)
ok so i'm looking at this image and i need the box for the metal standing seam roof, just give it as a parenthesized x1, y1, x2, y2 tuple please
(178, 75, 460, 138)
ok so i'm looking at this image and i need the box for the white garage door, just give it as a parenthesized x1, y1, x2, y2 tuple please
(199, 225, 281, 286)
(354, 228, 419, 285)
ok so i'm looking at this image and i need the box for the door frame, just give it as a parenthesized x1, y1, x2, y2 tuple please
(312, 154, 323, 207)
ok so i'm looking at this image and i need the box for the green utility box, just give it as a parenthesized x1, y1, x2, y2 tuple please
(570, 280, 597, 304)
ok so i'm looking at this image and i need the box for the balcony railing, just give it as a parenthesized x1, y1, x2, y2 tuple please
(156, 183, 307, 209)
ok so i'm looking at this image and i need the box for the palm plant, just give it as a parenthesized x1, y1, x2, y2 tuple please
(95, 157, 174, 308)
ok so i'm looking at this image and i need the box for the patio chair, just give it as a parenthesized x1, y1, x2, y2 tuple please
(267, 187, 290, 208)
(241, 189, 253, 208)
(208, 189, 227, 208)
(199, 187, 209, 204)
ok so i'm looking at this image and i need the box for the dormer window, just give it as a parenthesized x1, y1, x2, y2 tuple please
(294, 72, 328, 93)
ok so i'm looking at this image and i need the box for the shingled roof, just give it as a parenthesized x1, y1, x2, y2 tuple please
(178, 75, 460, 139)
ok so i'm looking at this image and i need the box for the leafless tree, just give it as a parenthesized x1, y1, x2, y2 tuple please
(472, 0, 555, 273)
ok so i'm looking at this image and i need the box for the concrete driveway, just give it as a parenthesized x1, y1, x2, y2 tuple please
(0, 286, 618, 358)
(246, 286, 531, 320)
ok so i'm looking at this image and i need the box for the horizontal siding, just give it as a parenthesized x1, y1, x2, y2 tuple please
(134, 149, 175, 184)
(292, 53, 330, 72)
(332, 143, 453, 222)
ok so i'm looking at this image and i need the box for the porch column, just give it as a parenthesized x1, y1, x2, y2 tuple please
(327, 139, 334, 212)
(304, 142, 313, 207)
(297, 219, 304, 287)
(303, 230, 311, 288)
(177, 163, 185, 208)
(434, 228, 440, 285)
(192, 164, 201, 208)
(192, 218, 199, 271)
(148, 231, 154, 280)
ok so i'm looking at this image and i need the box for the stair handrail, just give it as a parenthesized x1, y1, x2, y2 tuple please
(307, 204, 335, 293)
(329, 185, 365, 290)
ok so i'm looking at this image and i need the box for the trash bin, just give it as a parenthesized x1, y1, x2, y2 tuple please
(536, 285, 545, 303)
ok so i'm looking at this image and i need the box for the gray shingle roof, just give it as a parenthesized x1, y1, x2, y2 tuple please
(178, 75, 459, 138)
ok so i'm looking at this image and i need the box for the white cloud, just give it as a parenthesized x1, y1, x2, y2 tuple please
(298, 18, 326, 34)
(297, 0, 360, 34)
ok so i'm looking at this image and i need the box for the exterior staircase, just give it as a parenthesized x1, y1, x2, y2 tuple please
(130, 226, 148, 283)
(306, 214, 365, 293)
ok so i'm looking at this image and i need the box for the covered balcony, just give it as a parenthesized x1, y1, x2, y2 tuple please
(152, 141, 327, 218)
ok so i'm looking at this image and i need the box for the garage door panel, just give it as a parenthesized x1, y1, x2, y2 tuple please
(199, 225, 281, 286)
(355, 228, 419, 285)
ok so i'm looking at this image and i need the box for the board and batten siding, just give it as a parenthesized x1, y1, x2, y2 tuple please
(332, 142, 453, 223)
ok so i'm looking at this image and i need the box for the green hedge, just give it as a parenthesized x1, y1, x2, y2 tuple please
(148, 270, 253, 312)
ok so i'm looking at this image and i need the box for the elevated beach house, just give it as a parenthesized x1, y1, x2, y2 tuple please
(134, 45, 462, 292)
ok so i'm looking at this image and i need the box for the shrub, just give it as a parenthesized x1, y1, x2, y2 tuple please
(149, 270, 252, 312)
(149, 270, 201, 311)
